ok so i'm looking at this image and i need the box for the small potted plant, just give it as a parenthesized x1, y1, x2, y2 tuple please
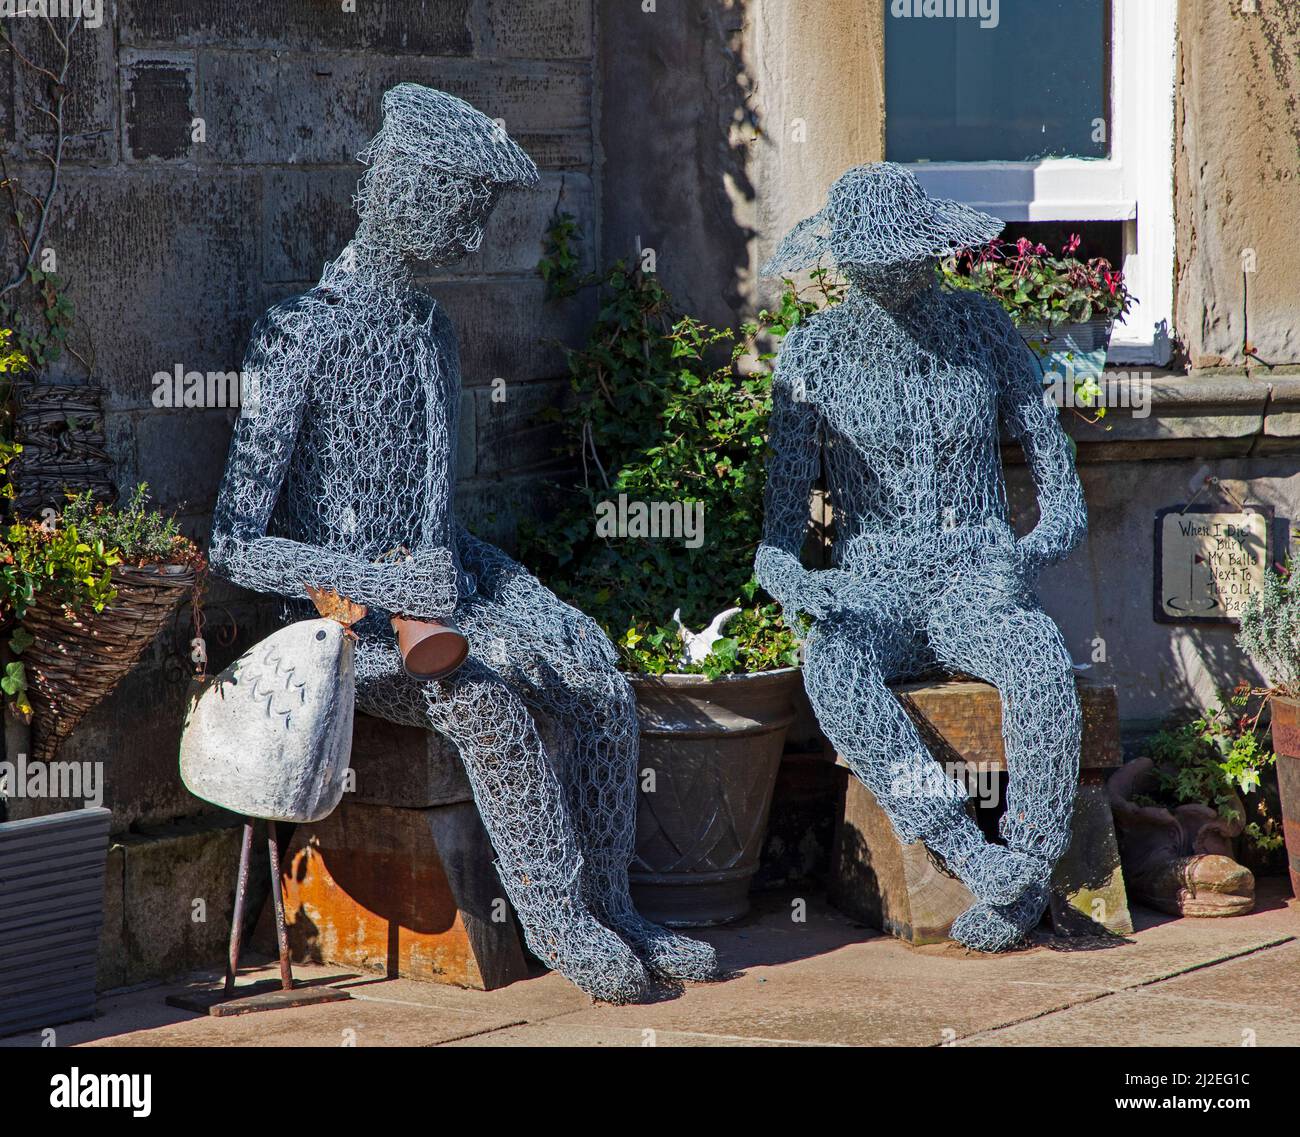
(3, 483, 205, 761)
(942, 235, 1135, 417)
(525, 219, 834, 925)
(1237, 560, 1300, 900)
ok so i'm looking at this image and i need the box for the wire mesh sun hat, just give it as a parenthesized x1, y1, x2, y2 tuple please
(761, 162, 1004, 276)
(360, 83, 539, 188)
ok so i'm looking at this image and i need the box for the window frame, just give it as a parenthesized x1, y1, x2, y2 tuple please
(895, 0, 1177, 365)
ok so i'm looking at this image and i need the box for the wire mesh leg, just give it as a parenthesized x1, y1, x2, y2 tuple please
(804, 617, 1039, 907)
(417, 658, 650, 1003)
(530, 663, 720, 983)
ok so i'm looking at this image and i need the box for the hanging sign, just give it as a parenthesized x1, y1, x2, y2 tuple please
(1154, 505, 1271, 623)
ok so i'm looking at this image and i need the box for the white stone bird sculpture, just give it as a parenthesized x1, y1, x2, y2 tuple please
(179, 588, 366, 823)
(672, 606, 742, 667)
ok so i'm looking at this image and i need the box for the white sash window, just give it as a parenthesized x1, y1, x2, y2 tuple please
(886, 0, 1177, 365)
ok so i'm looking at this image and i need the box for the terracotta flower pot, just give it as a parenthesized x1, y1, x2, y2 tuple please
(627, 667, 799, 927)
(1265, 695, 1300, 900)
(391, 615, 469, 681)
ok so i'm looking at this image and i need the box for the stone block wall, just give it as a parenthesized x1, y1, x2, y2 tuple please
(0, 2, 598, 841)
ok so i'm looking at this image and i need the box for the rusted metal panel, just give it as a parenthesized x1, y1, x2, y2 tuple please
(270, 799, 530, 991)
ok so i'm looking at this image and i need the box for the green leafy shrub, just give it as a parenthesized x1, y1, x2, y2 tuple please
(60, 483, 202, 569)
(2, 516, 119, 620)
(524, 215, 837, 675)
(3, 483, 200, 622)
(1144, 707, 1275, 817)
(0, 483, 204, 721)
(1138, 705, 1284, 861)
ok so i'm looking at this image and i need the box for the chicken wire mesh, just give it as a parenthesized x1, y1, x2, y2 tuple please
(756, 163, 1087, 952)
(210, 84, 716, 1002)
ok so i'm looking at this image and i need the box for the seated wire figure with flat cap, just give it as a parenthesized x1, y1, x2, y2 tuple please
(210, 84, 717, 1002)
(756, 163, 1088, 951)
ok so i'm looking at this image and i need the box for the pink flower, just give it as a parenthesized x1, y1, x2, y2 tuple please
(1063, 234, 1082, 255)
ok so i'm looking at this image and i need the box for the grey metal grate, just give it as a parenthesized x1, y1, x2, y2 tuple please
(0, 807, 112, 1037)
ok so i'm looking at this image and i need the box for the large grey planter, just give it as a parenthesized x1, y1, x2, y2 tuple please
(628, 668, 799, 927)
(0, 807, 111, 1037)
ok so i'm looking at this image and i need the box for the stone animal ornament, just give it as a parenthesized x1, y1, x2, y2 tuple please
(672, 606, 741, 667)
(757, 163, 1088, 951)
(179, 588, 365, 824)
(209, 84, 717, 1003)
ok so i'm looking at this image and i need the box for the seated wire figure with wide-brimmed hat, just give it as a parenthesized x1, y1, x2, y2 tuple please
(210, 84, 718, 1002)
(756, 163, 1088, 951)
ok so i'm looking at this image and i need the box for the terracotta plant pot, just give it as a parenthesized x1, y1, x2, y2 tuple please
(391, 615, 469, 681)
(627, 667, 799, 927)
(1265, 695, 1300, 900)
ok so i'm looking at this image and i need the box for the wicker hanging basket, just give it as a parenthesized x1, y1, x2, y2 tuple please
(23, 562, 199, 762)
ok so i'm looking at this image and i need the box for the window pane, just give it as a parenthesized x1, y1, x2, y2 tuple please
(885, 0, 1110, 163)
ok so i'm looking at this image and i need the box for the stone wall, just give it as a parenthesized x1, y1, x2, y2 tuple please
(1175, 1, 1300, 370)
(0, 2, 597, 842)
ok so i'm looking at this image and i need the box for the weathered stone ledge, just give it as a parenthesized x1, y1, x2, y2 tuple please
(1044, 369, 1300, 462)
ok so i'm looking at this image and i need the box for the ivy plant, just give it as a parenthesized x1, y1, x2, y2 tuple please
(525, 214, 838, 676)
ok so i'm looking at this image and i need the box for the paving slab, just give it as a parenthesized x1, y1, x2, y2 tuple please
(1, 884, 1294, 1048)
(526, 887, 1296, 1047)
(961, 983, 1300, 1047)
(445, 1022, 801, 1047)
(1146, 939, 1300, 1016)
(0, 964, 528, 1049)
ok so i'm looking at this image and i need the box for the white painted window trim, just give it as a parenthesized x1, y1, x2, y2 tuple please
(901, 0, 1176, 365)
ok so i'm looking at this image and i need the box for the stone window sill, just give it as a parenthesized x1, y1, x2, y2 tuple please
(1020, 368, 1300, 462)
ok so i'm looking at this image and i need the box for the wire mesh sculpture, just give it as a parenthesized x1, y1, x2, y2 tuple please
(757, 163, 1087, 952)
(210, 84, 717, 1002)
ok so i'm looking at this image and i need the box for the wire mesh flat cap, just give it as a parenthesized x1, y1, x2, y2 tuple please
(360, 83, 539, 187)
(761, 162, 1004, 276)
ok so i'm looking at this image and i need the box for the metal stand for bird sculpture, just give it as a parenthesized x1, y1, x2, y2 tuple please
(167, 588, 367, 1016)
(165, 820, 353, 1017)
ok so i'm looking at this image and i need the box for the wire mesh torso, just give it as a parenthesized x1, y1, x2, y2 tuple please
(267, 275, 467, 598)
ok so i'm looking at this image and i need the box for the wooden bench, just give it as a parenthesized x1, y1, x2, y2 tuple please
(829, 677, 1133, 944)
